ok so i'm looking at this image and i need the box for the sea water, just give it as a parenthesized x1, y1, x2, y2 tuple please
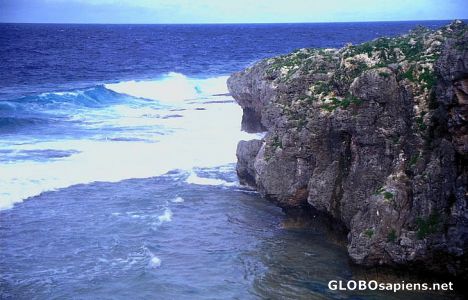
(0, 21, 460, 299)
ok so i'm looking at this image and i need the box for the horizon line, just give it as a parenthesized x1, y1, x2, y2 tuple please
(0, 18, 463, 26)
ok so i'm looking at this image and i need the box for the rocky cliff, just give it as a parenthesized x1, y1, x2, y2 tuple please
(228, 21, 467, 277)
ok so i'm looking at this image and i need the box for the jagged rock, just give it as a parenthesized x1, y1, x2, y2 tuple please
(227, 60, 274, 133)
(228, 20, 468, 277)
(236, 139, 263, 186)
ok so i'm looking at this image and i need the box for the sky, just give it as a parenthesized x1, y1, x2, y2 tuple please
(1, 0, 467, 24)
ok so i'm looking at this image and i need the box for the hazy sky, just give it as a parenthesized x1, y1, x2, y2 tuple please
(1, 0, 467, 24)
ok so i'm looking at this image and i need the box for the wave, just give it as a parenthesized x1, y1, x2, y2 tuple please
(105, 72, 229, 103)
(0, 86, 129, 112)
(185, 171, 238, 187)
(171, 196, 184, 203)
(0, 72, 228, 128)
(0, 72, 254, 210)
(0, 86, 141, 133)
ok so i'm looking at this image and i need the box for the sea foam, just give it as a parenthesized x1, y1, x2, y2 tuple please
(157, 208, 173, 223)
(104, 72, 229, 103)
(171, 196, 185, 203)
(0, 73, 256, 210)
(149, 256, 161, 268)
(185, 171, 237, 187)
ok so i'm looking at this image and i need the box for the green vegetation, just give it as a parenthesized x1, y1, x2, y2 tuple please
(374, 188, 395, 202)
(409, 153, 420, 167)
(345, 29, 430, 64)
(383, 191, 394, 200)
(321, 95, 363, 112)
(271, 135, 282, 149)
(401, 66, 416, 82)
(400, 65, 437, 91)
(378, 72, 390, 78)
(418, 68, 437, 90)
(364, 228, 374, 238)
(416, 213, 441, 239)
(397, 38, 424, 62)
(351, 40, 375, 57)
(415, 112, 427, 131)
(387, 229, 397, 243)
(375, 187, 385, 195)
(292, 50, 311, 60)
(266, 50, 316, 79)
(314, 81, 333, 95)
(269, 55, 301, 70)
(349, 60, 370, 79)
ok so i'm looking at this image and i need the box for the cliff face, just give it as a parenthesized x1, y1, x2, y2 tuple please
(228, 21, 468, 276)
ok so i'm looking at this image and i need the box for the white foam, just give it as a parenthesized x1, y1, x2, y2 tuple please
(104, 72, 229, 103)
(157, 208, 173, 223)
(186, 171, 237, 187)
(171, 196, 184, 203)
(111, 247, 156, 270)
(0, 74, 257, 210)
(40, 90, 80, 97)
(149, 256, 161, 268)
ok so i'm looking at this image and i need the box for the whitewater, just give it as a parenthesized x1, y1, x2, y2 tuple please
(0, 72, 256, 210)
(1, 22, 458, 300)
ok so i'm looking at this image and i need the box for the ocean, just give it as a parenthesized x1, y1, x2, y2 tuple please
(0, 21, 459, 299)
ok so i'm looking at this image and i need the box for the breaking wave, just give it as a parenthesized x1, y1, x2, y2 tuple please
(0, 73, 254, 210)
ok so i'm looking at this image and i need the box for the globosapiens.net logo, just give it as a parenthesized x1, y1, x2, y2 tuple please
(328, 280, 454, 293)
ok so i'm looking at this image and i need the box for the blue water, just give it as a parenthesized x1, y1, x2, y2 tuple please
(0, 21, 449, 100)
(0, 21, 461, 299)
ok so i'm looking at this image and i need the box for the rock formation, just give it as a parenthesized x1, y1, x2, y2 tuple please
(228, 21, 467, 277)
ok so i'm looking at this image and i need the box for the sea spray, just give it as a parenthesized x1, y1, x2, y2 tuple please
(0, 74, 255, 210)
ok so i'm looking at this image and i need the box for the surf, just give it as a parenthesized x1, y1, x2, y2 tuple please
(0, 73, 255, 210)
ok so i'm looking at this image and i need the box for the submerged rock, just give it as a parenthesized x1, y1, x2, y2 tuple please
(228, 20, 468, 277)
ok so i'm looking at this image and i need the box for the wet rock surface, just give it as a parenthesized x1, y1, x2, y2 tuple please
(228, 21, 468, 277)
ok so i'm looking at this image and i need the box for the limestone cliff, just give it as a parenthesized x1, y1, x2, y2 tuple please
(228, 21, 467, 277)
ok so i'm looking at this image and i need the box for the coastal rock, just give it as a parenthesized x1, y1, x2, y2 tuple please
(227, 60, 273, 133)
(236, 139, 263, 187)
(228, 21, 468, 277)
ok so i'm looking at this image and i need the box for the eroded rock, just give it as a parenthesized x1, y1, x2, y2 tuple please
(228, 20, 468, 277)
